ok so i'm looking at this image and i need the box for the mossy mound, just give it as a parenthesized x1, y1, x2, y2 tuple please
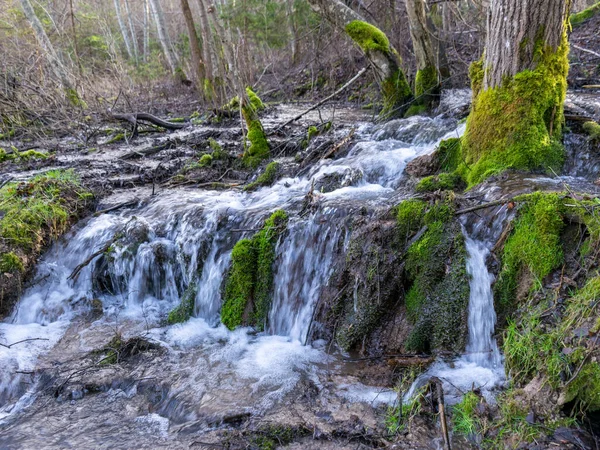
(494, 192, 566, 313)
(167, 283, 197, 324)
(583, 121, 600, 140)
(459, 35, 569, 186)
(241, 89, 269, 169)
(415, 172, 462, 193)
(221, 210, 288, 330)
(403, 202, 469, 352)
(244, 162, 280, 192)
(0, 170, 93, 317)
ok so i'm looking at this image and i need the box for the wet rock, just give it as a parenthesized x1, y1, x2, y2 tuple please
(314, 168, 363, 193)
(405, 152, 440, 177)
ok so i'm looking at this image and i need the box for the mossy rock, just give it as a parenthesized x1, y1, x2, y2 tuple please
(583, 121, 600, 141)
(415, 172, 463, 193)
(0, 252, 24, 273)
(167, 283, 197, 324)
(221, 210, 288, 330)
(244, 162, 280, 192)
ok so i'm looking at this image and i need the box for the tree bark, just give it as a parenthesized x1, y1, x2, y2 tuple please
(180, 0, 205, 83)
(306, 0, 412, 117)
(148, 0, 179, 74)
(143, 0, 150, 62)
(405, 0, 438, 102)
(483, 0, 569, 90)
(124, 0, 139, 61)
(113, 0, 134, 60)
(197, 0, 217, 97)
(460, 0, 571, 186)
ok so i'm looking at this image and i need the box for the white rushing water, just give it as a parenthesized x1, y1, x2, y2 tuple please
(0, 98, 470, 422)
(405, 226, 506, 404)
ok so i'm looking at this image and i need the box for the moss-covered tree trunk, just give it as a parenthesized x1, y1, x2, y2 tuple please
(460, 0, 570, 185)
(306, 0, 412, 117)
(405, 0, 439, 105)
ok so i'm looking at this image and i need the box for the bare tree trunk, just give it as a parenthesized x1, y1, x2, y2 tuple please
(180, 0, 205, 84)
(148, 0, 179, 74)
(124, 0, 139, 61)
(286, 0, 298, 64)
(460, 0, 570, 186)
(306, 0, 412, 117)
(197, 0, 217, 97)
(113, 0, 134, 59)
(19, 0, 78, 100)
(143, 0, 150, 62)
(68, 0, 82, 77)
(405, 0, 438, 103)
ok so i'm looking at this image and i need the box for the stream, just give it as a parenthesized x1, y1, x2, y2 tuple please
(1, 90, 598, 448)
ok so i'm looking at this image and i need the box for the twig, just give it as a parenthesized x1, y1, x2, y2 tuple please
(0, 337, 49, 349)
(68, 238, 117, 282)
(93, 199, 139, 217)
(275, 67, 367, 130)
(455, 199, 513, 215)
(572, 44, 600, 59)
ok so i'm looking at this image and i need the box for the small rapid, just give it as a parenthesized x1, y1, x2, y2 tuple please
(0, 96, 470, 429)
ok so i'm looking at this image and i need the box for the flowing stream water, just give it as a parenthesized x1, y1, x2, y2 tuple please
(0, 92, 496, 443)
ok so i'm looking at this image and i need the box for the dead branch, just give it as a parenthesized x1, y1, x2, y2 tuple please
(109, 111, 187, 130)
(0, 337, 49, 349)
(68, 237, 117, 282)
(93, 199, 139, 217)
(275, 67, 367, 130)
(455, 198, 514, 215)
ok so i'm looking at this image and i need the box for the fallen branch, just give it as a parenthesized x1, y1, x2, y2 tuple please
(572, 44, 600, 59)
(319, 128, 356, 161)
(0, 337, 49, 349)
(110, 112, 187, 130)
(93, 199, 139, 217)
(455, 198, 514, 215)
(275, 67, 367, 130)
(68, 238, 117, 282)
(120, 142, 174, 160)
(431, 377, 452, 450)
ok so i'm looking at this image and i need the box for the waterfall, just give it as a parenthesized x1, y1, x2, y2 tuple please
(405, 227, 506, 404)
(464, 236, 502, 369)
(1, 98, 471, 421)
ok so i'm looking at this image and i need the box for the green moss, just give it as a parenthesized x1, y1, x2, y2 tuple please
(106, 133, 125, 145)
(437, 138, 463, 172)
(0, 170, 92, 253)
(570, 2, 600, 27)
(414, 66, 438, 103)
(469, 59, 484, 100)
(345, 21, 412, 118)
(460, 35, 569, 186)
(381, 67, 413, 118)
(396, 199, 427, 243)
(0, 148, 48, 163)
(494, 193, 565, 310)
(198, 153, 213, 167)
(167, 283, 197, 324)
(404, 202, 469, 352)
(0, 252, 24, 273)
(307, 126, 319, 142)
(241, 91, 269, 168)
(221, 210, 288, 330)
(583, 121, 600, 140)
(404, 104, 427, 118)
(244, 162, 280, 192)
(565, 362, 600, 411)
(345, 20, 390, 53)
(415, 172, 462, 193)
(452, 392, 481, 436)
(246, 87, 265, 111)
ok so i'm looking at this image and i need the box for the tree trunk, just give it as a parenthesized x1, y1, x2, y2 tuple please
(306, 0, 412, 117)
(124, 0, 139, 61)
(19, 0, 79, 101)
(148, 0, 179, 74)
(405, 0, 438, 104)
(113, 0, 134, 60)
(460, 0, 570, 186)
(197, 0, 217, 98)
(143, 0, 150, 63)
(180, 0, 205, 84)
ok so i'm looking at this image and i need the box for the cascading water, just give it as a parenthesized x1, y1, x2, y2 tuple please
(0, 95, 472, 434)
(405, 211, 508, 404)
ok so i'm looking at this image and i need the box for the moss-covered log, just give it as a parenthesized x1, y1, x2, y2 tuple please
(221, 210, 288, 330)
(459, 0, 570, 186)
(240, 88, 269, 168)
